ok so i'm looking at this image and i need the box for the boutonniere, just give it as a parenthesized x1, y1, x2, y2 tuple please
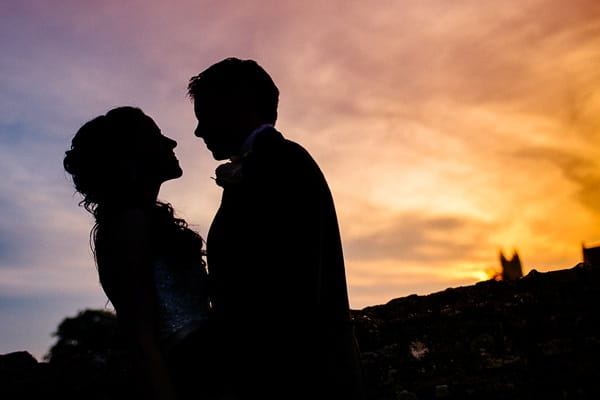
(214, 153, 249, 187)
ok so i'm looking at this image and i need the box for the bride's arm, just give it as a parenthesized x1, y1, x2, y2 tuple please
(99, 209, 176, 400)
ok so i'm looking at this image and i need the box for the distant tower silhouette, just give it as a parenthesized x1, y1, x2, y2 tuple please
(582, 242, 600, 267)
(499, 250, 523, 281)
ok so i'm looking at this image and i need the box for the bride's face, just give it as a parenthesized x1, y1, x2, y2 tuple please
(132, 115, 183, 184)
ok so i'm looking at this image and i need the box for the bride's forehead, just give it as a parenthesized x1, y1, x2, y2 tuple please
(135, 115, 161, 133)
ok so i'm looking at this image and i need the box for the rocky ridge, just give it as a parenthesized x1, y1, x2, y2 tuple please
(2, 263, 599, 399)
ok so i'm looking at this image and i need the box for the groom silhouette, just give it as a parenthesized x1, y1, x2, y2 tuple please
(188, 58, 365, 399)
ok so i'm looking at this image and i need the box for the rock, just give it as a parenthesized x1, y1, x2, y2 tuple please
(0, 351, 38, 371)
(0, 351, 55, 398)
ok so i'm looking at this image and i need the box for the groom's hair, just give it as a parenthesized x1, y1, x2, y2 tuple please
(188, 58, 279, 124)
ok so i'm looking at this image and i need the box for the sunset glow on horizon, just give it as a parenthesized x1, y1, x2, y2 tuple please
(1, 0, 600, 359)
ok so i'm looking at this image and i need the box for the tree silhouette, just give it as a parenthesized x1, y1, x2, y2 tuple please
(46, 309, 120, 363)
(45, 309, 137, 399)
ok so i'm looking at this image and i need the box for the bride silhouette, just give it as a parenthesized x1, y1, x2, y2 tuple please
(64, 106, 213, 400)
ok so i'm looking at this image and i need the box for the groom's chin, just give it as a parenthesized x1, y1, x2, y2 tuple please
(211, 150, 231, 161)
(165, 167, 183, 181)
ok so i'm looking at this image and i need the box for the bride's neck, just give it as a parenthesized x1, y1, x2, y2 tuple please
(106, 181, 161, 210)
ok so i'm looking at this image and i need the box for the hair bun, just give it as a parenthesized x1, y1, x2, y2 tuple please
(63, 148, 81, 175)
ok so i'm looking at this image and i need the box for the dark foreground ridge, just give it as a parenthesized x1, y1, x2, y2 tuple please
(352, 263, 600, 399)
(2, 263, 599, 399)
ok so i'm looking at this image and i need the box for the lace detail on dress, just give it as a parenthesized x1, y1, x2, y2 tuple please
(152, 258, 209, 343)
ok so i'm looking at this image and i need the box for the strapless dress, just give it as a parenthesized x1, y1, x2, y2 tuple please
(152, 258, 210, 352)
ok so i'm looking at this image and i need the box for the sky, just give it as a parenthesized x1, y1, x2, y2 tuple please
(1, 0, 600, 360)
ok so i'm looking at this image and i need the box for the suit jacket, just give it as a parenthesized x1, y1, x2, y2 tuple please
(207, 127, 364, 399)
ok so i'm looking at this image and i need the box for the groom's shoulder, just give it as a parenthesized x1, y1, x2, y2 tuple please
(251, 128, 330, 192)
(256, 127, 317, 163)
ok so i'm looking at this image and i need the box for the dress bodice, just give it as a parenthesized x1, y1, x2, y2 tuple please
(152, 257, 210, 346)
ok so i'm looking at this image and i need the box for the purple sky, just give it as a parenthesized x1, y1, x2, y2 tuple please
(1, 0, 600, 360)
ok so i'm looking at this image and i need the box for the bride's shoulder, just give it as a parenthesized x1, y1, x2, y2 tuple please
(95, 208, 156, 306)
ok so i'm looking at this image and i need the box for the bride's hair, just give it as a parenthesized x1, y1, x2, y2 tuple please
(64, 106, 203, 267)
(64, 106, 150, 217)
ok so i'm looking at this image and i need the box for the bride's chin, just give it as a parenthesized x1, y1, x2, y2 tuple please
(172, 168, 183, 179)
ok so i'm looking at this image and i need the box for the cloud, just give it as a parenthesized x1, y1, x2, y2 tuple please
(0, 293, 108, 360)
(0, 127, 101, 296)
(515, 147, 600, 217)
(0, 225, 24, 265)
(266, 0, 600, 149)
(344, 211, 495, 264)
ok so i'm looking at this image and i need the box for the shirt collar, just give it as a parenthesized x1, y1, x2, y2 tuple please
(239, 123, 273, 155)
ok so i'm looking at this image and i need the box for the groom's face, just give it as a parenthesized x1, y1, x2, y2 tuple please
(193, 92, 255, 160)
